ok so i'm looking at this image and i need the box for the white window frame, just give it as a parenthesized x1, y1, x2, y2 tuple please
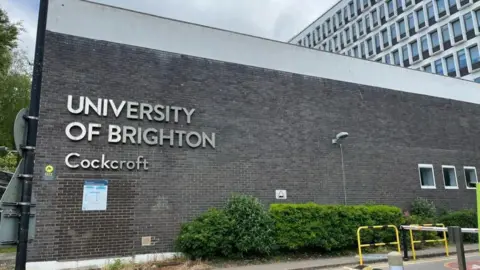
(418, 164, 436, 189)
(464, 166, 478, 190)
(442, 165, 458, 189)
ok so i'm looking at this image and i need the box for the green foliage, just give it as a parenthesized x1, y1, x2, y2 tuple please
(224, 194, 276, 256)
(176, 208, 233, 259)
(0, 8, 31, 149)
(0, 8, 20, 73)
(176, 194, 275, 259)
(106, 259, 124, 270)
(0, 152, 17, 172)
(439, 209, 478, 242)
(411, 197, 437, 218)
(270, 203, 403, 251)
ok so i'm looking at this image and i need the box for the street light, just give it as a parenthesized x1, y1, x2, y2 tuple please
(332, 132, 349, 205)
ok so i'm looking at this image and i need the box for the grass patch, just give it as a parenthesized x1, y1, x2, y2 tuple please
(0, 246, 15, 254)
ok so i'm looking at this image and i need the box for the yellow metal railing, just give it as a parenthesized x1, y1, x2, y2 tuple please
(408, 223, 449, 260)
(356, 225, 401, 265)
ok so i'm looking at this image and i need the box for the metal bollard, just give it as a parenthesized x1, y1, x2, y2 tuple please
(448, 226, 466, 270)
(388, 252, 404, 270)
(400, 227, 409, 260)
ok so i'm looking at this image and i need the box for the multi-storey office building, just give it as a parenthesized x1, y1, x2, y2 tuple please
(289, 0, 480, 83)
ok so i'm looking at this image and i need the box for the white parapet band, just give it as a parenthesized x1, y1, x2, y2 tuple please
(26, 252, 180, 270)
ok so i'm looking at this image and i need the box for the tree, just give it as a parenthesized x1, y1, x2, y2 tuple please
(0, 8, 20, 74)
(0, 7, 31, 171)
(0, 7, 31, 150)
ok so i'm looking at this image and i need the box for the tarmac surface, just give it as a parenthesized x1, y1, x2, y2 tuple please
(339, 254, 480, 270)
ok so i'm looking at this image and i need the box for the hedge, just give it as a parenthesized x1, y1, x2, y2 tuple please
(439, 209, 477, 242)
(270, 203, 403, 251)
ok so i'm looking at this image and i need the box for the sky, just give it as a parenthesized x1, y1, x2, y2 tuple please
(2, 0, 338, 60)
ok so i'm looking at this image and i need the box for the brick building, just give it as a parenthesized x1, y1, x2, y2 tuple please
(29, 0, 480, 269)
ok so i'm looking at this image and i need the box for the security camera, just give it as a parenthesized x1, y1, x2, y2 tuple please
(336, 132, 349, 140)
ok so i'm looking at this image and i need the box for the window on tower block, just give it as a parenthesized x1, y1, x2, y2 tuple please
(416, 8, 425, 27)
(408, 13, 416, 35)
(358, 19, 364, 35)
(427, 2, 435, 24)
(390, 24, 397, 43)
(430, 30, 440, 52)
(436, 0, 446, 15)
(457, 49, 468, 75)
(452, 19, 463, 42)
(464, 13, 475, 39)
(367, 38, 373, 54)
(375, 34, 380, 52)
(421, 35, 428, 52)
(396, 0, 403, 10)
(385, 54, 391, 64)
(435, 59, 444, 75)
(411, 40, 419, 61)
(469, 45, 480, 70)
(382, 28, 389, 46)
(380, 3, 386, 22)
(448, 0, 457, 8)
(398, 19, 406, 38)
(402, 45, 409, 66)
(445, 55, 456, 76)
(393, 50, 400, 65)
(388, 0, 395, 16)
(366, 14, 371, 32)
(424, 64, 433, 73)
(441, 24, 451, 50)
(476, 9, 480, 29)
(372, 9, 379, 26)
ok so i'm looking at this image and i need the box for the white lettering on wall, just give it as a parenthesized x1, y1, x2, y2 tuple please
(64, 95, 217, 170)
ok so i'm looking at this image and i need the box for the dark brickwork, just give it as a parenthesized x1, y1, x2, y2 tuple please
(30, 31, 480, 261)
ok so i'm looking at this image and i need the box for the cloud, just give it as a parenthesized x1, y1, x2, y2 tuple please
(3, 0, 338, 60)
(2, 0, 39, 60)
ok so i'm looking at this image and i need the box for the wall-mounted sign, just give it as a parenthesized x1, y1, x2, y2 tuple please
(64, 95, 217, 171)
(82, 180, 108, 211)
(275, 190, 287, 200)
(42, 164, 56, 181)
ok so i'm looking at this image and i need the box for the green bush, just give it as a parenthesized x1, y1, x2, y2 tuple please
(175, 194, 275, 259)
(175, 208, 233, 259)
(439, 209, 478, 242)
(224, 194, 276, 256)
(411, 197, 437, 218)
(270, 203, 403, 251)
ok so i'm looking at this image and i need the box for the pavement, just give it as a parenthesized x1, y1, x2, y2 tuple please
(215, 244, 479, 270)
(341, 254, 480, 270)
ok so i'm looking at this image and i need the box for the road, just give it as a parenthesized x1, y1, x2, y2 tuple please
(337, 254, 480, 270)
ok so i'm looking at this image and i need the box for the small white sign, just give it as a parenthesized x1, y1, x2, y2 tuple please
(275, 190, 287, 200)
(82, 180, 108, 211)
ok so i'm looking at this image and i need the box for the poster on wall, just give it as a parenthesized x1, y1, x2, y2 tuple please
(82, 180, 108, 211)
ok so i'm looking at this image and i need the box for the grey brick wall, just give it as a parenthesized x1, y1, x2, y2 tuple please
(29, 31, 480, 261)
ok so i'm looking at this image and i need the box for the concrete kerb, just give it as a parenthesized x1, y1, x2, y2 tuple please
(288, 245, 479, 270)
